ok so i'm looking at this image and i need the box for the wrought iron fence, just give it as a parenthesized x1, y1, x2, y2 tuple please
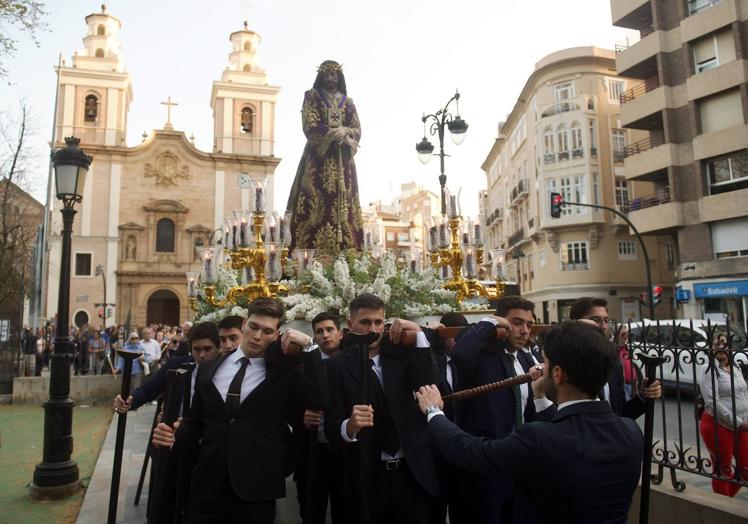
(0, 336, 23, 394)
(614, 318, 748, 493)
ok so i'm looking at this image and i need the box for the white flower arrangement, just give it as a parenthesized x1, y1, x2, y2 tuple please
(195, 251, 490, 322)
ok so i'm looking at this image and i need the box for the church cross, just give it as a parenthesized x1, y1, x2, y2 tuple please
(160, 96, 178, 130)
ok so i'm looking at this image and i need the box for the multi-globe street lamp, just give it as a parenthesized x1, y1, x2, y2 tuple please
(415, 90, 468, 215)
(30, 136, 92, 500)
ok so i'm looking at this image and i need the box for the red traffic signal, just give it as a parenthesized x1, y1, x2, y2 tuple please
(97, 308, 104, 318)
(550, 192, 564, 218)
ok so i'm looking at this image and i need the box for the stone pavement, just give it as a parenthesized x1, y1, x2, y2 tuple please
(76, 404, 308, 523)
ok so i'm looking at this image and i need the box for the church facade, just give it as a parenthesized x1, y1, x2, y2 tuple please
(45, 6, 280, 328)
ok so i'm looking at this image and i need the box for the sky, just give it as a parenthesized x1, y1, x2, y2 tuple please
(1, 0, 630, 217)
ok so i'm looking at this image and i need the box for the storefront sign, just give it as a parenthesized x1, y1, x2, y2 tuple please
(675, 288, 691, 303)
(693, 280, 748, 298)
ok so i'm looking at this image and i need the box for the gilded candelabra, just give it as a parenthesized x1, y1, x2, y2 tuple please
(430, 216, 504, 303)
(188, 205, 291, 311)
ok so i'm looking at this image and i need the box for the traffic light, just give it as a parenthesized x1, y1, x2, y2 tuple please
(97, 308, 104, 318)
(550, 192, 563, 218)
(653, 286, 663, 306)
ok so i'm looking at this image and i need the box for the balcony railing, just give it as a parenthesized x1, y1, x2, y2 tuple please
(613, 151, 626, 163)
(623, 132, 666, 158)
(486, 208, 504, 226)
(615, 25, 654, 52)
(540, 95, 596, 119)
(572, 148, 584, 159)
(510, 179, 529, 204)
(628, 187, 671, 211)
(689, 0, 724, 15)
(620, 76, 661, 103)
(508, 228, 525, 247)
(544, 153, 556, 164)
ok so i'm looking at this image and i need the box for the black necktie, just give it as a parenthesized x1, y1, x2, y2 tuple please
(368, 359, 400, 456)
(446, 359, 456, 393)
(504, 353, 523, 428)
(226, 357, 250, 414)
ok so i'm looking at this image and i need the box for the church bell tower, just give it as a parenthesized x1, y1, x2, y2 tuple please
(55, 3, 133, 147)
(210, 21, 280, 156)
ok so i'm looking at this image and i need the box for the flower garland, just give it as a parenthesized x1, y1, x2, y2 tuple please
(195, 252, 489, 322)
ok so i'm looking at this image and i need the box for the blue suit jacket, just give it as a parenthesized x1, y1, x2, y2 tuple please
(428, 401, 643, 524)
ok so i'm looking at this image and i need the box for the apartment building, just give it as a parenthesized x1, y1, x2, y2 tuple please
(612, 0, 748, 330)
(482, 46, 675, 323)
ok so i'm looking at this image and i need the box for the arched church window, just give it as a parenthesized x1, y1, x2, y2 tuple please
(241, 107, 254, 134)
(97, 24, 106, 35)
(156, 218, 176, 253)
(84, 94, 99, 122)
(243, 63, 252, 72)
(243, 41, 251, 51)
(95, 48, 105, 58)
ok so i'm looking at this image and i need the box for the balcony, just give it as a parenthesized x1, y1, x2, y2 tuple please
(544, 153, 556, 164)
(540, 95, 596, 119)
(486, 208, 504, 227)
(612, 0, 653, 30)
(509, 179, 529, 206)
(572, 148, 585, 159)
(682, 0, 733, 43)
(623, 133, 665, 158)
(687, 59, 747, 103)
(616, 29, 660, 79)
(507, 228, 525, 248)
(688, 0, 725, 16)
(628, 191, 684, 234)
(620, 76, 660, 103)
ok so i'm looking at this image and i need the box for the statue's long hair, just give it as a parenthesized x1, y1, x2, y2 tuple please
(313, 60, 347, 95)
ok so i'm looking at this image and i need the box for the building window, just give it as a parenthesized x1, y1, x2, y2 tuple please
(543, 127, 555, 160)
(386, 232, 395, 242)
(618, 241, 637, 260)
(84, 94, 98, 122)
(240, 106, 254, 134)
(95, 48, 105, 58)
(554, 82, 574, 102)
(156, 218, 176, 253)
(539, 249, 547, 267)
(97, 24, 106, 35)
(699, 89, 742, 134)
(692, 29, 735, 74)
(607, 80, 625, 103)
(573, 175, 587, 213)
(592, 173, 599, 206)
(689, 0, 725, 16)
(712, 217, 748, 259)
(589, 120, 597, 156)
(560, 241, 589, 271)
(74, 253, 92, 276)
(570, 122, 583, 153)
(559, 177, 573, 216)
(557, 124, 569, 157)
(243, 41, 251, 51)
(612, 129, 626, 163)
(243, 64, 252, 72)
(706, 150, 748, 194)
(615, 178, 630, 208)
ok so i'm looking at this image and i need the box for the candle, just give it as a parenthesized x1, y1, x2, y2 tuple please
(268, 244, 278, 280)
(232, 220, 238, 249)
(201, 248, 215, 284)
(438, 221, 447, 247)
(450, 195, 457, 218)
(428, 226, 437, 251)
(303, 251, 309, 269)
(240, 216, 248, 246)
(224, 224, 231, 250)
(186, 272, 200, 298)
(465, 249, 475, 278)
(474, 223, 482, 245)
(283, 212, 292, 246)
(462, 231, 470, 246)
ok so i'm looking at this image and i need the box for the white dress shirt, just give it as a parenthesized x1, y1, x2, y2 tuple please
(445, 355, 454, 391)
(140, 339, 162, 364)
(505, 349, 529, 423)
(212, 347, 267, 404)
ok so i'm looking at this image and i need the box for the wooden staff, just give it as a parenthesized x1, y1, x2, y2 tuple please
(173, 362, 196, 524)
(107, 348, 141, 524)
(443, 372, 534, 402)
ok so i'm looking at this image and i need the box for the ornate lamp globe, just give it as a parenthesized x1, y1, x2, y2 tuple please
(448, 115, 469, 145)
(53, 136, 92, 206)
(416, 137, 434, 164)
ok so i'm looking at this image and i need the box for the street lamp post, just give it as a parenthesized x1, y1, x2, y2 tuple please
(30, 136, 92, 500)
(416, 90, 468, 216)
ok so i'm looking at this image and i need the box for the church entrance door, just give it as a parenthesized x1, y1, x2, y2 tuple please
(146, 289, 180, 326)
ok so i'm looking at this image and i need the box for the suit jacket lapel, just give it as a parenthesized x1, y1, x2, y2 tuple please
(201, 355, 230, 414)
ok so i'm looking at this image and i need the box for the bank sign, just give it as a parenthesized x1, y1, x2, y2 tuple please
(693, 279, 748, 298)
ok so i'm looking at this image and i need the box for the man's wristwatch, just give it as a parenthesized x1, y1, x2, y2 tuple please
(425, 404, 441, 416)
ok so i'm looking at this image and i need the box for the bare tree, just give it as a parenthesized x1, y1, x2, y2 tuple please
(0, 100, 43, 327)
(0, 0, 49, 80)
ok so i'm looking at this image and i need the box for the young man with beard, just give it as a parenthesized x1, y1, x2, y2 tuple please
(417, 321, 643, 524)
(448, 296, 544, 524)
(324, 293, 438, 524)
(564, 297, 661, 419)
(295, 311, 345, 523)
(152, 298, 324, 524)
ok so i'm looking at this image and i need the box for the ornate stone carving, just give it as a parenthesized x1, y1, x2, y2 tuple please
(144, 150, 190, 186)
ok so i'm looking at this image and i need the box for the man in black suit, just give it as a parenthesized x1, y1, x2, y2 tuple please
(417, 321, 644, 524)
(152, 298, 324, 524)
(324, 293, 438, 524)
(294, 311, 345, 524)
(112, 321, 221, 414)
(218, 315, 244, 354)
(568, 297, 661, 418)
(449, 296, 544, 523)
